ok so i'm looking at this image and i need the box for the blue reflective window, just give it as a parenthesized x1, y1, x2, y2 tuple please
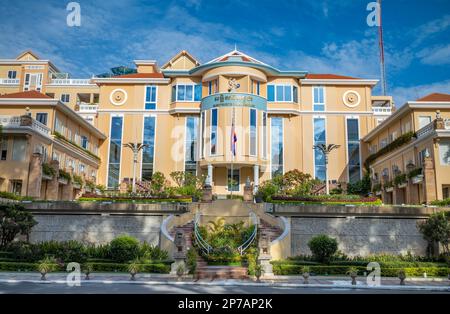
(271, 117, 283, 177)
(210, 108, 218, 155)
(145, 86, 157, 110)
(108, 116, 123, 188)
(267, 85, 275, 102)
(142, 116, 156, 181)
(194, 84, 202, 101)
(314, 118, 326, 181)
(185, 116, 199, 175)
(176, 84, 201, 101)
(313, 86, 325, 111)
(250, 109, 257, 156)
(347, 118, 361, 183)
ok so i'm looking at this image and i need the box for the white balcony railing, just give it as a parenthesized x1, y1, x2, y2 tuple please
(416, 122, 435, 139)
(50, 79, 92, 85)
(0, 78, 20, 85)
(78, 103, 98, 113)
(0, 115, 50, 136)
(372, 107, 392, 115)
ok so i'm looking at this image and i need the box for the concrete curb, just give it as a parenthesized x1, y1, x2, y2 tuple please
(0, 279, 449, 292)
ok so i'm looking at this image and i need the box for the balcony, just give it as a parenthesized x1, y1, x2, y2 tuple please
(0, 115, 50, 137)
(50, 79, 92, 85)
(0, 78, 20, 85)
(372, 107, 392, 115)
(77, 102, 99, 113)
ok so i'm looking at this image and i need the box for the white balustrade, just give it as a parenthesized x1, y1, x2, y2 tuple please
(0, 78, 20, 85)
(50, 79, 92, 85)
(372, 107, 392, 115)
(0, 115, 50, 136)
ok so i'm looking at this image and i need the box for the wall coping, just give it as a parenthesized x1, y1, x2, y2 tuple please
(21, 201, 189, 215)
(267, 203, 450, 218)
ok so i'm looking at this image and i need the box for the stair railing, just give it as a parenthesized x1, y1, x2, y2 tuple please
(238, 212, 258, 255)
(194, 212, 212, 255)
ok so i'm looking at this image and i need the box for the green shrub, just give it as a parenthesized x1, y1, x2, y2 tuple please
(0, 204, 37, 248)
(417, 212, 450, 255)
(42, 163, 56, 177)
(186, 248, 198, 274)
(256, 180, 278, 202)
(72, 174, 84, 186)
(58, 169, 71, 182)
(109, 235, 140, 262)
(308, 235, 338, 264)
(55, 241, 87, 263)
(139, 242, 169, 261)
(346, 173, 371, 195)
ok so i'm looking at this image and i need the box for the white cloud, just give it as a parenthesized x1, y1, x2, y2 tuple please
(391, 80, 450, 107)
(411, 14, 450, 46)
(417, 44, 450, 65)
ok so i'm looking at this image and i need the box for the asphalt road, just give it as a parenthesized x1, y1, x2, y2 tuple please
(0, 282, 448, 294)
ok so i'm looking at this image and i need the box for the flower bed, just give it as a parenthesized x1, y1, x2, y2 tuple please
(78, 196, 192, 203)
(270, 195, 382, 205)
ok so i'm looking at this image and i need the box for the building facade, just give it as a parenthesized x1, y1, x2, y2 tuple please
(1, 49, 400, 198)
(363, 93, 450, 204)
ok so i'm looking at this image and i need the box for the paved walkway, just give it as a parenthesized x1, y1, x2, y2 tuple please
(0, 272, 448, 292)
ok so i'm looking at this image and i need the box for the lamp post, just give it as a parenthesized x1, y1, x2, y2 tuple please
(313, 144, 341, 195)
(123, 142, 148, 194)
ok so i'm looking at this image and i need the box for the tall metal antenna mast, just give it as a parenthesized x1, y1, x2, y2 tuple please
(378, 0, 387, 95)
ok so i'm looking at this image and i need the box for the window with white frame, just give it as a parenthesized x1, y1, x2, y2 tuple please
(249, 108, 257, 156)
(208, 79, 218, 95)
(210, 108, 218, 156)
(419, 116, 432, 129)
(144, 86, 157, 110)
(267, 85, 294, 102)
(172, 84, 202, 102)
(439, 139, 450, 165)
(81, 135, 89, 149)
(313, 86, 325, 111)
(7, 70, 17, 79)
(61, 94, 70, 103)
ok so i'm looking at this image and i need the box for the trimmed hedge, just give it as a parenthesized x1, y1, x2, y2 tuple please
(0, 261, 170, 273)
(272, 264, 450, 277)
(78, 197, 192, 203)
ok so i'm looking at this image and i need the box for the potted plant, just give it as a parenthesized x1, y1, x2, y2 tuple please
(347, 267, 358, 285)
(37, 257, 56, 281)
(128, 259, 141, 281)
(398, 269, 406, 286)
(255, 264, 263, 282)
(176, 264, 185, 281)
(82, 263, 93, 280)
(301, 266, 310, 284)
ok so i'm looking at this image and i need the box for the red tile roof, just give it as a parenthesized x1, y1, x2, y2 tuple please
(305, 74, 359, 80)
(112, 72, 165, 79)
(416, 93, 450, 102)
(0, 90, 51, 99)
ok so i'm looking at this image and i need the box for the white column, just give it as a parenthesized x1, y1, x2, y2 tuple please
(207, 164, 213, 186)
(253, 164, 259, 193)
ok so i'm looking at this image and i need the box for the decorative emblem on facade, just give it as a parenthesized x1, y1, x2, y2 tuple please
(227, 78, 240, 92)
(110, 88, 128, 106)
(343, 90, 361, 108)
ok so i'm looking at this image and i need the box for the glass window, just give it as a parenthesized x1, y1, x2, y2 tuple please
(8, 71, 17, 79)
(145, 86, 157, 110)
(36, 113, 48, 125)
(201, 111, 205, 158)
(208, 79, 218, 95)
(228, 169, 240, 192)
(81, 136, 88, 149)
(175, 84, 201, 101)
(194, 84, 202, 101)
(142, 116, 156, 181)
(210, 108, 218, 155)
(1, 137, 7, 160)
(313, 86, 325, 111)
(347, 118, 361, 183)
(313, 118, 326, 181)
(267, 85, 275, 102)
(268, 85, 293, 102)
(419, 116, 431, 129)
(107, 116, 123, 188)
(271, 117, 283, 177)
(293, 86, 298, 103)
(171, 85, 176, 102)
(249, 109, 257, 156)
(185, 117, 199, 175)
(262, 112, 267, 159)
(12, 137, 26, 161)
(439, 139, 450, 165)
(10, 180, 22, 195)
(61, 94, 70, 103)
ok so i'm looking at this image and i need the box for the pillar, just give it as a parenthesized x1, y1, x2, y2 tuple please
(61, 166, 74, 200)
(253, 164, 259, 194)
(45, 160, 60, 200)
(206, 164, 213, 186)
(27, 152, 43, 199)
(423, 156, 437, 204)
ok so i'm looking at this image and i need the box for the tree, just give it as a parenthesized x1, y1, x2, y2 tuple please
(312, 144, 341, 194)
(0, 204, 37, 248)
(308, 234, 338, 264)
(418, 212, 450, 255)
(123, 142, 148, 193)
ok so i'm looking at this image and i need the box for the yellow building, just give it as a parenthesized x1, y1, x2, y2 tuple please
(363, 93, 450, 204)
(1, 49, 397, 198)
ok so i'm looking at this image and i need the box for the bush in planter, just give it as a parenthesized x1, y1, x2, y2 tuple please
(58, 169, 71, 182)
(394, 174, 407, 187)
(42, 163, 56, 177)
(109, 235, 140, 262)
(73, 174, 84, 187)
(308, 234, 338, 264)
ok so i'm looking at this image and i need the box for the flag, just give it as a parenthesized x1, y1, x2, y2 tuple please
(231, 122, 237, 156)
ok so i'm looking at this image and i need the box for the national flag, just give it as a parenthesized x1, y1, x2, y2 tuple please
(231, 122, 237, 156)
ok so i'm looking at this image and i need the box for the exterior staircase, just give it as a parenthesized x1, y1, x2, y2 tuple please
(259, 219, 283, 243)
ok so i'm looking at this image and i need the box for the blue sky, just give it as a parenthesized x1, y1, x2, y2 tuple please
(0, 0, 449, 106)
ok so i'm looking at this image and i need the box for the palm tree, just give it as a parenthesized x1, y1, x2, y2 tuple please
(313, 143, 341, 195)
(123, 142, 148, 194)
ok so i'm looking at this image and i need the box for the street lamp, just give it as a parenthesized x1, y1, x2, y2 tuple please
(313, 143, 341, 195)
(123, 142, 148, 194)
